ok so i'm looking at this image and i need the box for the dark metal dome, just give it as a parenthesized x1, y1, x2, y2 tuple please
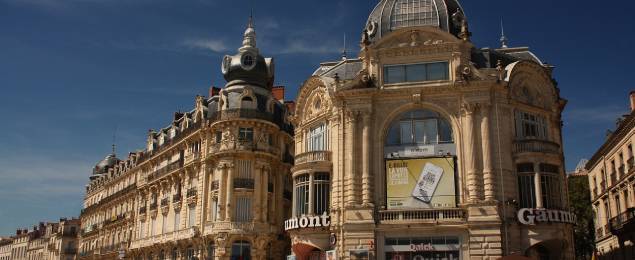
(221, 17, 274, 89)
(92, 153, 119, 175)
(365, 0, 465, 42)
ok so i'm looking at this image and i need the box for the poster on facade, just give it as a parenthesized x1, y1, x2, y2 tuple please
(385, 157, 457, 209)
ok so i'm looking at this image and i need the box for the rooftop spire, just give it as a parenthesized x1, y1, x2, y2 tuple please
(239, 12, 257, 53)
(111, 125, 117, 155)
(341, 33, 347, 60)
(500, 19, 508, 48)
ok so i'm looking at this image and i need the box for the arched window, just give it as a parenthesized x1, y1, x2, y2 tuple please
(385, 109, 452, 147)
(231, 241, 251, 260)
(241, 96, 255, 109)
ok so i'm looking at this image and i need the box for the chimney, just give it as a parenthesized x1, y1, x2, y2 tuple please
(272, 86, 285, 101)
(209, 86, 221, 97)
(630, 91, 635, 112)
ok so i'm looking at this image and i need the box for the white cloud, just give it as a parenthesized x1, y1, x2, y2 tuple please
(182, 38, 229, 53)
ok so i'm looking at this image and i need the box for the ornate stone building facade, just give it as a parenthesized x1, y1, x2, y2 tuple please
(0, 219, 80, 260)
(287, 0, 574, 259)
(79, 18, 295, 260)
(586, 93, 635, 260)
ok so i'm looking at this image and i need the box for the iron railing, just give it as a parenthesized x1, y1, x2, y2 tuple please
(234, 178, 255, 189)
(513, 139, 560, 154)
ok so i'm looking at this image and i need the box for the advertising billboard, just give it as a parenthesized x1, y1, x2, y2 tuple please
(386, 157, 457, 209)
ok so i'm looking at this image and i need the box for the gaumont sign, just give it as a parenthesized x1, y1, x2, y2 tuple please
(517, 208, 577, 225)
(285, 212, 331, 231)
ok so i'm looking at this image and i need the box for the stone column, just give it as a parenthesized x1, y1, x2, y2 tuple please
(225, 162, 234, 221)
(534, 162, 544, 208)
(362, 112, 372, 206)
(346, 111, 358, 206)
(218, 165, 226, 221)
(463, 103, 481, 202)
(254, 164, 262, 222)
(481, 104, 496, 201)
(262, 167, 269, 222)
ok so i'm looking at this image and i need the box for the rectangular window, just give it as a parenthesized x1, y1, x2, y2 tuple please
(162, 214, 168, 234)
(515, 111, 548, 140)
(517, 163, 536, 208)
(215, 131, 222, 144)
(210, 198, 219, 222)
(383, 62, 449, 84)
(187, 205, 196, 228)
(238, 128, 253, 142)
(313, 173, 331, 215)
(307, 124, 327, 151)
(237, 160, 253, 179)
(541, 174, 561, 209)
(234, 197, 252, 222)
(294, 174, 310, 217)
(139, 221, 145, 238)
(174, 212, 180, 231)
(150, 217, 156, 236)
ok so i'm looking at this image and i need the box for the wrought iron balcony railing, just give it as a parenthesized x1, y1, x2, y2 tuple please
(233, 178, 255, 189)
(513, 139, 560, 154)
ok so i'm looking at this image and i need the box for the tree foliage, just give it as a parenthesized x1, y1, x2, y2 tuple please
(568, 175, 596, 260)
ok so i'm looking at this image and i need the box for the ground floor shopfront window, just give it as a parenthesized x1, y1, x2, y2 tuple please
(385, 236, 460, 260)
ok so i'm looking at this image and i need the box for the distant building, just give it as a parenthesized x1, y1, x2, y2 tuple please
(0, 218, 80, 260)
(586, 92, 635, 260)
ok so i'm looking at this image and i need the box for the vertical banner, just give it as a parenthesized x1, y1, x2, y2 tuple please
(386, 157, 456, 209)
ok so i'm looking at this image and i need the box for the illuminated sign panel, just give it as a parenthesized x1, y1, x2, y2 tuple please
(385, 157, 457, 209)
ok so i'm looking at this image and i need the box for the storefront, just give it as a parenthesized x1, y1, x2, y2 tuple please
(384, 236, 461, 260)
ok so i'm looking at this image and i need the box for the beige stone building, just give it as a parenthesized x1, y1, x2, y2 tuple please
(0, 238, 13, 260)
(287, 0, 574, 259)
(586, 93, 635, 260)
(79, 17, 295, 260)
(0, 219, 80, 260)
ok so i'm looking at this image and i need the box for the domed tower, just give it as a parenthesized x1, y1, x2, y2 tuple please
(364, 0, 466, 44)
(207, 16, 294, 259)
(90, 153, 119, 180)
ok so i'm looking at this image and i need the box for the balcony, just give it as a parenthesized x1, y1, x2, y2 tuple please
(609, 208, 635, 235)
(146, 160, 184, 182)
(184, 152, 200, 164)
(234, 178, 255, 189)
(294, 151, 332, 165)
(64, 248, 77, 255)
(513, 139, 560, 154)
(143, 121, 202, 160)
(130, 227, 199, 249)
(172, 194, 182, 203)
(378, 208, 466, 224)
(186, 188, 197, 198)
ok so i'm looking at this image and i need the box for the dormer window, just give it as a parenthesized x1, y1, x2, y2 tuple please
(384, 62, 449, 84)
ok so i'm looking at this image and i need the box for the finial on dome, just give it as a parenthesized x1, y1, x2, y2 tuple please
(500, 19, 509, 48)
(341, 33, 347, 60)
(240, 13, 257, 53)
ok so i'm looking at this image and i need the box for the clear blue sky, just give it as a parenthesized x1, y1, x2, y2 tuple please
(0, 0, 633, 235)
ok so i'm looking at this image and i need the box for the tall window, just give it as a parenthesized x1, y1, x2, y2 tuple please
(517, 163, 536, 208)
(307, 124, 327, 151)
(139, 221, 146, 238)
(162, 214, 168, 233)
(515, 111, 548, 140)
(186, 247, 195, 260)
(210, 197, 219, 222)
(313, 173, 331, 214)
(294, 174, 310, 217)
(174, 211, 180, 231)
(386, 110, 453, 146)
(187, 205, 196, 228)
(206, 243, 216, 260)
(238, 128, 254, 142)
(150, 217, 156, 236)
(615, 195, 621, 215)
(384, 62, 449, 84)
(231, 241, 251, 260)
(540, 163, 561, 209)
(235, 197, 253, 222)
